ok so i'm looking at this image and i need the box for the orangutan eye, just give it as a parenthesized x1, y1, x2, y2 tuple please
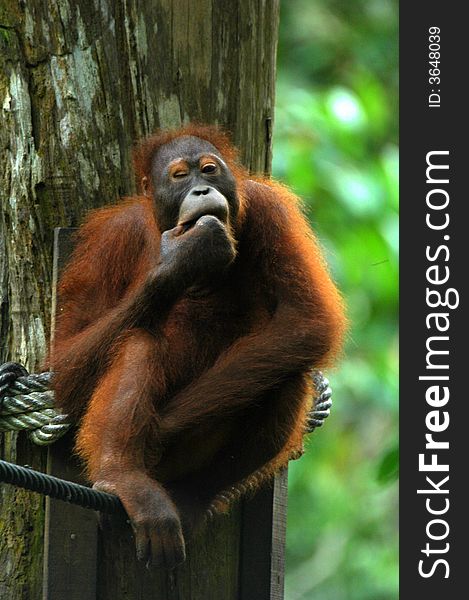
(172, 170, 188, 179)
(201, 163, 217, 174)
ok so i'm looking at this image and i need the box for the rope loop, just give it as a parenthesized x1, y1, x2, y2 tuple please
(0, 362, 334, 514)
(0, 363, 332, 447)
(0, 363, 70, 445)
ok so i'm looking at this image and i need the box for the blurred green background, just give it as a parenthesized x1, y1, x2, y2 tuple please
(273, 1, 398, 599)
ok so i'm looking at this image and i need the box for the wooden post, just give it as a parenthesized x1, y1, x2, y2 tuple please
(41, 228, 288, 599)
(240, 469, 288, 600)
(43, 228, 98, 600)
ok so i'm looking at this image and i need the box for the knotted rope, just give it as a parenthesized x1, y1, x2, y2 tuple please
(0, 361, 333, 514)
(0, 365, 70, 445)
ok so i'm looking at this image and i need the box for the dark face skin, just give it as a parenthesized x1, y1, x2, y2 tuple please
(146, 136, 240, 292)
(149, 136, 239, 234)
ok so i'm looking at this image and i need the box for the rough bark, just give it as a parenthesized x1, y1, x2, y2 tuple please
(0, 0, 279, 597)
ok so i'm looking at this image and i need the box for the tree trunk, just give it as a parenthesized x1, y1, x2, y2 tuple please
(0, 1, 279, 598)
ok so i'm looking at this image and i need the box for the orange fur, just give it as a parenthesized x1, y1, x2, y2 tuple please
(50, 125, 346, 545)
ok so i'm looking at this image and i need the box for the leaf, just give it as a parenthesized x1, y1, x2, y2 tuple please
(377, 445, 399, 484)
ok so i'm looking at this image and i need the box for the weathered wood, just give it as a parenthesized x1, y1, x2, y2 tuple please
(0, 1, 282, 597)
(97, 504, 242, 600)
(42, 435, 98, 600)
(240, 469, 288, 600)
(0, 432, 46, 599)
(42, 228, 97, 600)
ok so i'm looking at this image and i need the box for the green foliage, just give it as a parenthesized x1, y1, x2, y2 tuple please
(274, 1, 398, 598)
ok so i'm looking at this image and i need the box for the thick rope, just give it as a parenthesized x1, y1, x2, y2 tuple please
(0, 459, 125, 515)
(0, 361, 333, 514)
(0, 364, 70, 445)
(0, 363, 332, 444)
(308, 371, 332, 431)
